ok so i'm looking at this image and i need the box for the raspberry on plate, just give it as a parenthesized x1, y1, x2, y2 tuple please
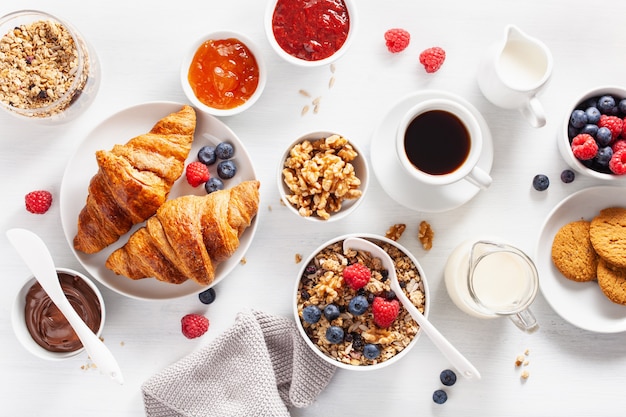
(25, 190, 53, 214)
(186, 161, 210, 187)
(571, 133, 598, 160)
(342, 263, 371, 290)
(372, 296, 400, 328)
(181, 313, 209, 339)
(384, 28, 410, 53)
(419, 47, 446, 73)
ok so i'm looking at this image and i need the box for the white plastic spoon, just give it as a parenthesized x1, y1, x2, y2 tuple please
(343, 237, 481, 380)
(7, 228, 124, 385)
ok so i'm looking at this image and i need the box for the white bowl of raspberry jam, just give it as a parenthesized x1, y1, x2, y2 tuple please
(293, 233, 430, 370)
(559, 85, 626, 181)
(265, 0, 357, 67)
(12, 267, 105, 360)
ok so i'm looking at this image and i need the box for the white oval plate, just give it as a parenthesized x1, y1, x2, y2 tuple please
(535, 186, 626, 332)
(60, 102, 258, 300)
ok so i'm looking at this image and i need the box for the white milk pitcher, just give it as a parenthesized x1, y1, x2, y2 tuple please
(477, 25, 553, 128)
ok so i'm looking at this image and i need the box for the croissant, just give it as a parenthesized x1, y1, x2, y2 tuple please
(73, 105, 196, 254)
(105, 180, 260, 285)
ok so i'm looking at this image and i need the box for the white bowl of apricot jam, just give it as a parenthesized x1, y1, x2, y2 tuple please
(265, 0, 357, 67)
(181, 30, 267, 116)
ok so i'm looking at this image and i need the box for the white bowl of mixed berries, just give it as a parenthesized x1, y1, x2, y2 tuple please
(560, 86, 626, 180)
(294, 233, 430, 370)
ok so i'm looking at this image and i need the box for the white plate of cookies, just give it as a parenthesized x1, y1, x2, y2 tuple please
(536, 186, 626, 333)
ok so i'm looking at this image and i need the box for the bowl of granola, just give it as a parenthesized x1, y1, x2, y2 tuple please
(0, 10, 100, 124)
(294, 233, 429, 370)
(278, 131, 368, 221)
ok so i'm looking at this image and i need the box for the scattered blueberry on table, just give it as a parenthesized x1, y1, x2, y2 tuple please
(440, 369, 457, 386)
(532, 174, 550, 191)
(198, 287, 216, 304)
(433, 389, 448, 404)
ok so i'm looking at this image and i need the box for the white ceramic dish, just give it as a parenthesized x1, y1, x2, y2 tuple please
(278, 130, 369, 222)
(535, 186, 626, 333)
(371, 90, 494, 212)
(12, 267, 105, 360)
(558, 85, 626, 182)
(59, 102, 258, 300)
(180, 30, 266, 117)
(294, 233, 430, 371)
(264, 0, 357, 67)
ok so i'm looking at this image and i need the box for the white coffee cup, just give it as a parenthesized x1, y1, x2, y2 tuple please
(396, 98, 492, 189)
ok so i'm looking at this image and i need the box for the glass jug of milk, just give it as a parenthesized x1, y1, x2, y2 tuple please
(444, 239, 539, 333)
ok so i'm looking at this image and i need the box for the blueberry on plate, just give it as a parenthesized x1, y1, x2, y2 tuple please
(325, 326, 344, 344)
(433, 389, 448, 404)
(532, 174, 549, 191)
(205, 177, 224, 194)
(302, 305, 322, 324)
(323, 304, 340, 321)
(198, 287, 216, 304)
(560, 169, 575, 183)
(348, 295, 369, 316)
(215, 142, 235, 160)
(198, 145, 217, 165)
(217, 160, 237, 179)
(363, 343, 381, 360)
(440, 369, 457, 386)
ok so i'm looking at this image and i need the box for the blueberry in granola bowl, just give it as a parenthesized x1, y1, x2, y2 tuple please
(294, 233, 430, 370)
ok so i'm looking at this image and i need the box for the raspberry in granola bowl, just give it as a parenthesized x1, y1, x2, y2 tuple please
(294, 233, 429, 370)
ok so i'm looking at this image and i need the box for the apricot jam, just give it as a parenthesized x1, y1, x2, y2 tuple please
(188, 38, 260, 110)
(272, 0, 349, 61)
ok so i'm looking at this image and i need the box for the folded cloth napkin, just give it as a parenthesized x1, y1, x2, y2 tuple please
(142, 310, 336, 417)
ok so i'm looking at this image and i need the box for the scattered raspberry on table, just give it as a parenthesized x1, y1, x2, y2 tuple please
(384, 28, 410, 53)
(181, 313, 209, 339)
(419, 47, 446, 73)
(24, 190, 52, 214)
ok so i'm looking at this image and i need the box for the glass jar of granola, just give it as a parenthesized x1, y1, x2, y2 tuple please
(0, 10, 100, 124)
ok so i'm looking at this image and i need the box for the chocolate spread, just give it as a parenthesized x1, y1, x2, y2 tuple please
(24, 272, 102, 352)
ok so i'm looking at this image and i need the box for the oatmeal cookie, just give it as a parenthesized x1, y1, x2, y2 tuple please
(590, 207, 626, 269)
(597, 258, 626, 305)
(551, 220, 598, 282)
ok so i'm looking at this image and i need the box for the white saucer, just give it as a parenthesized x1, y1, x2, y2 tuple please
(370, 90, 494, 212)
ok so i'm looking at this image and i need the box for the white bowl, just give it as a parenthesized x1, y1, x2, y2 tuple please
(294, 233, 430, 370)
(181, 30, 266, 117)
(278, 130, 369, 222)
(558, 85, 626, 181)
(12, 267, 105, 360)
(264, 0, 357, 67)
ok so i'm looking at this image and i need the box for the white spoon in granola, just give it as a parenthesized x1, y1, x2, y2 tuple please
(343, 237, 481, 380)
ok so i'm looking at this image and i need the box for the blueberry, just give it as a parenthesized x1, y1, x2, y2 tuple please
(325, 326, 344, 344)
(585, 107, 601, 124)
(595, 146, 613, 167)
(348, 295, 369, 315)
(619, 99, 626, 115)
(302, 305, 322, 324)
(197, 145, 217, 165)
(560, 169, 575, 183)
(532, 174, 549, 191)
(363, 343, 381, 360)
(198, 287, 216, 304)
(433, 389, 448, 404)
(596, 127, 613, 147)
(215, 142, 235, 159)
(217, 160, 237, 179)
(323, 304, 340, 321)
(568, 125, 579, 139)
(580, 124, 598, 137)
(569, 109, 587, 128)
(440, 369, 457, 386)
(597, 95, 616, 114)
(204, 177, 224, 194)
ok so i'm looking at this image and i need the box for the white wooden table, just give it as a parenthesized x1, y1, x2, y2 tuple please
(2, 1, 626, 416)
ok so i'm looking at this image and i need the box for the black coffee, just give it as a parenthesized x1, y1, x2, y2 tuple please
(403, 110, 470, 175)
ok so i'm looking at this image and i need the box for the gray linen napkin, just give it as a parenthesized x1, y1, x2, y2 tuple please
(142, 310, 336, 417)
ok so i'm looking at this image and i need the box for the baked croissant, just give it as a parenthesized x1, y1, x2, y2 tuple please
(105, 180, 260, 285)
(73, 105, 196, 254)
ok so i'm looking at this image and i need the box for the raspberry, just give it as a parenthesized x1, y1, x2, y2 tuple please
(342, 263, 371, 290)
(419, 47, 446, 73)
(598, 115, 623, 141)
(612, 139, 626, 154)
(24, 190, 52, 214)
(609, 149, 626, 175)
(372, 296, 399, 328)
(181, 313, 209, 339)
(384, 28, 410, 53)
(571, 133, 598, 160)
(186, 161, 210, 187)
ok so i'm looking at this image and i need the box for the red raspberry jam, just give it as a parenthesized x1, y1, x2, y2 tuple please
(272, 0, 350, 61)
